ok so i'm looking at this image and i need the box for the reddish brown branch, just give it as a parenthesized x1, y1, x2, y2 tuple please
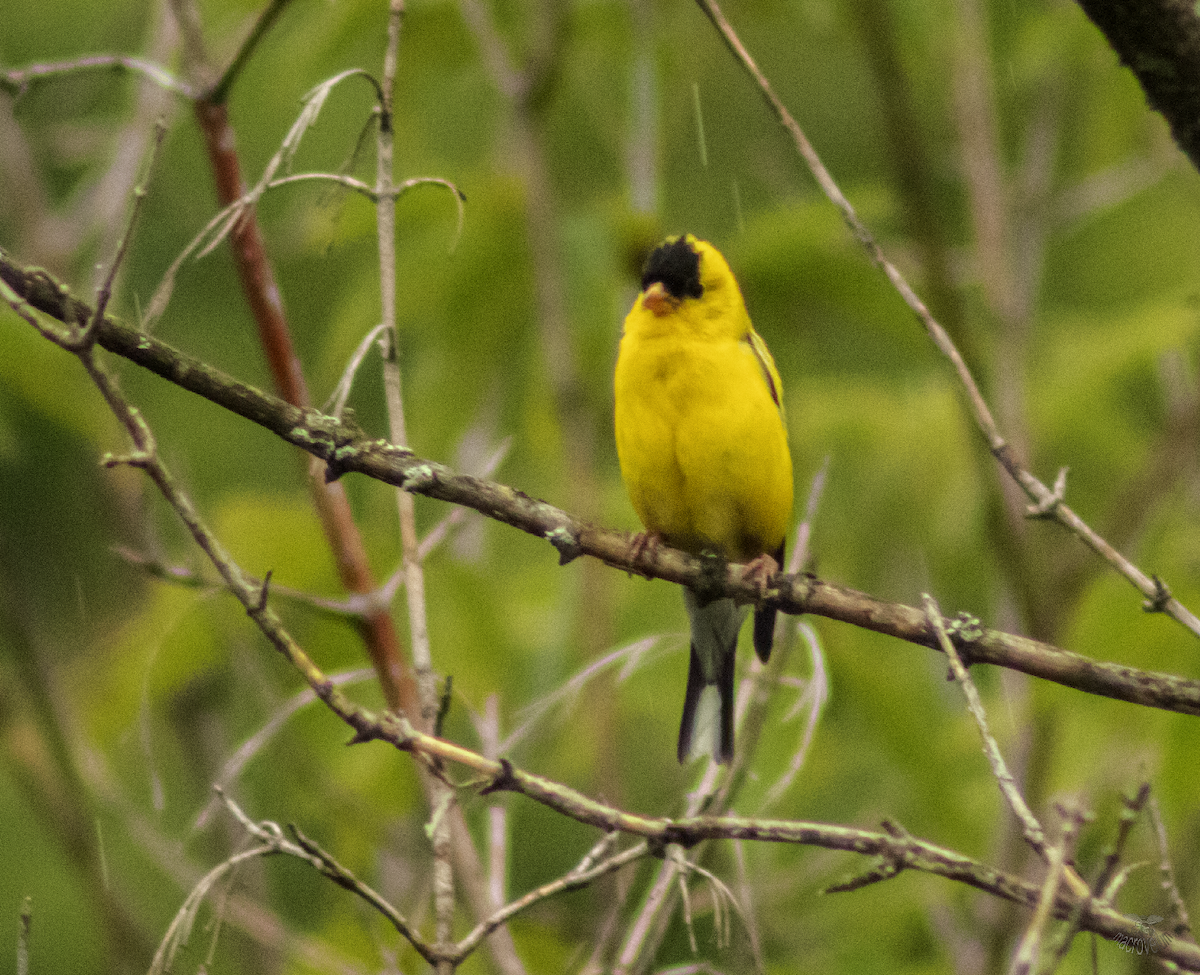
(190, 97, 420, 723)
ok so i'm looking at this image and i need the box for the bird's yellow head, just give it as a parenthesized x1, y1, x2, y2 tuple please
(634, 235, 748, 341)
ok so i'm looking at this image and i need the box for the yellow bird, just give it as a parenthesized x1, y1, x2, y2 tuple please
(614, 235, 794, 764)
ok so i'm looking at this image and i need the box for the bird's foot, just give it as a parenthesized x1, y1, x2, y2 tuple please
(742, 552, 781, 598)
(627, 530, 662, 577)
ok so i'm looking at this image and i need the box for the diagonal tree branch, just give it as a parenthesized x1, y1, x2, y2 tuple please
(5, 253, 1200, 722)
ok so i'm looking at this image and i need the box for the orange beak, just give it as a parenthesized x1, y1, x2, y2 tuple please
(641, 281, 675, 317)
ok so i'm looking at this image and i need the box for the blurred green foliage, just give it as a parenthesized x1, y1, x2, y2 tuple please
(2, 0, 1200, 971)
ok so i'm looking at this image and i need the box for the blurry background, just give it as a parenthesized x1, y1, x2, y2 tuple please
(2, 0, 1200, 971)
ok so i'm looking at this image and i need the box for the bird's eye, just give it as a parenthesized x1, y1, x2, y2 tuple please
(642, 238, 703, 300)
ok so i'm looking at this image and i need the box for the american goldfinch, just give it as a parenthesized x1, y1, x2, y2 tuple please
(614, 235, 794, 764)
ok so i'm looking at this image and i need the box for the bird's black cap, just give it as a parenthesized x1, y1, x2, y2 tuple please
(641, 237, 703, 300)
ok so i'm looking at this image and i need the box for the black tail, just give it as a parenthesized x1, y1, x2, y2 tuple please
(752, 607, 776, 663)
(677, 637, 737, 764)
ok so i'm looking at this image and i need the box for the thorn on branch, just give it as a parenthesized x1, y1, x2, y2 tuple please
(479, 757, 517, 796)
(1026, 467, 1069, 518)
(824, 859, 903, 894)
(323, 454, 347, 483)
(287, 822, 324, 859)
(545, 525, 582, 565)
(825, 819, 913, 893)
(251, 569, 273, 612)
(1121, 782, 1152, 824)
(345, 716, 380, 746)
(826, 853, 904, 893)
(1143, 575, 1172, 613)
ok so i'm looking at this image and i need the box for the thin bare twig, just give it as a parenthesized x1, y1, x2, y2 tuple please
(91, 119, 168, 334)
(503, 636, 665, 755)
(1148, 794, 1195, 942)
(761, 460, 831, 809)
(760, 621, 828, 809)
(1044, 784, 1149, 968)
(1, 55, 195, 98)
(147, 832, 284, 975)
(207, 0, 296, 105)
(924, 594, 1051, 863)
(208, 790, 439, 965)
(731, 839, 766, 974)
(1095, 782, 1152, 901)
(1007, 806, 1086, 975)
(451, 838, 645, 963)
(371, 5, 457, 971)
